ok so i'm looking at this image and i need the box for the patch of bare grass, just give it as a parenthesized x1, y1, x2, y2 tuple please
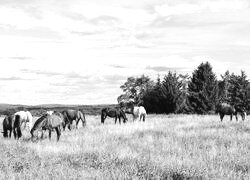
(1, 114, 250, 179)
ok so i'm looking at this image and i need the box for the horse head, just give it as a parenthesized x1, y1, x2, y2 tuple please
(101, 108, 108, 123)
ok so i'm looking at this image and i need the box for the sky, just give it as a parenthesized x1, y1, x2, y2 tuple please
(0, 0, 250, 105)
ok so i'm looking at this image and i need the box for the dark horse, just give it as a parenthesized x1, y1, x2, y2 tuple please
(101, 107, 127, 124)
(3, 113, 32, 139)
(2, 115, 15, 138)
(216, 103, 246, 121)
(30, 114, 63, 141)
(61, 109, 86, 130)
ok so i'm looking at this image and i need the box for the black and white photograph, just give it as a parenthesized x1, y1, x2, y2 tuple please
(0, 0, 250, 179)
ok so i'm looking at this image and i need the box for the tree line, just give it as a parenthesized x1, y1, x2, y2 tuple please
(118, 62, 250, 114)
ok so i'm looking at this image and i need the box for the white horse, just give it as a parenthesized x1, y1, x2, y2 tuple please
(125, 105, 147, 122)
(46, 110, 54, 115)
(132, 106, 147, 121)
(14, 111, 33, 131)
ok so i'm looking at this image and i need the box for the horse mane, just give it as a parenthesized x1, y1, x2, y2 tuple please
(31, 114, 48, 131)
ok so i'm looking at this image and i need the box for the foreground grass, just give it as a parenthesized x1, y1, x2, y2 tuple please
(1, 114, 250, 179)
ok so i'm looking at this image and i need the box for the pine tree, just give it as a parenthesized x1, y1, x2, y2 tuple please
(142, 75, 164, 113)
(161, 71, 183, 113)
(218, 70, 231, 103)
(187, 62, 218, 114)
(228, 71, 249, 109)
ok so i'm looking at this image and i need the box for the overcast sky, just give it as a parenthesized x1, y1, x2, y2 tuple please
(0, 0, 250, 105)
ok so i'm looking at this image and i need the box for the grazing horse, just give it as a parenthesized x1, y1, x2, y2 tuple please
(30, 114, 63, 141)
(101, 107, 127, 124)
(61, 109, 86, 130)
(216, 103, 245, 121)
(14, 111, 33, 131)
(2, 115, 15, 138)
(125, 105, 147, 122)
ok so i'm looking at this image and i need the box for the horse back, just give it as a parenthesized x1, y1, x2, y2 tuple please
(63, 109, 78, 119)
(217, 103, 235, 115)
(48, 114, 63, 128)
(139, 106, 147, 114)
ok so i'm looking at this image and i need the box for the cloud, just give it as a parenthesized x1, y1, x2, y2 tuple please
(70, 31, 102, 36)
(9, 56, 33, 60)
(0, 24, 62, 39)
(146, 66, 185, 72)
(108, 64, 128, 69)
(21, 69, 64, 76)
(89, 16, 120, 26)
(151, 15, 237, 28)
(0, 0, 249, 105)
(153, 0, 249, 17)
(0, 77, 27, 81)
(103, 74, 127, 83)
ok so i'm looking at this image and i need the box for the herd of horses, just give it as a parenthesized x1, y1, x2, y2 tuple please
(1, 102, 247, 142)
(1, 105, 147, 141)
(2, 109, 86, 141)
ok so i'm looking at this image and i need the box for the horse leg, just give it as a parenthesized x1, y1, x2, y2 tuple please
(49, 130, 52, 140)
(41, 130, 46, 139)
(9, 129, 12, 138)
(142, 114, 145, 122)
(81, 115, 86, 127)
(115, 117, 117, 124)
(55, 127, 61, 141)
(3, 129, 7, 138)
(220, 113, 224, 121)
(63, 122, 66, 131)
(140, 113, 143, 121)
(68, 122, 72, 131)
(235, 113, 238, 121)
(119, 116, 121, 124)
(76, 119, 80, 129)
(13, 129, 17, 139)
(17, 127, 22, 139)
(243, 112, 246, 121)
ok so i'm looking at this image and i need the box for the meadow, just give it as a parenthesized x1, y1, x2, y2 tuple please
(0, 114, 250, 179)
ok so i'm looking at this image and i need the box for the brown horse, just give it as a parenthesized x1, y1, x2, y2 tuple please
(2, 115, 15, 138)
(30, 114, 63, 141)
(216, 103, 246, 121)
(101, 107, 127, 124)
(61, 109, 86, 130)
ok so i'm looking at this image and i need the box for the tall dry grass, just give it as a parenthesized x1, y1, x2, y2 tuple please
(0, 114, 250, 179)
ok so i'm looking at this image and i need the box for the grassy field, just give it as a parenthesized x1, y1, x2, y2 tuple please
(0, 114, 250, 179)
